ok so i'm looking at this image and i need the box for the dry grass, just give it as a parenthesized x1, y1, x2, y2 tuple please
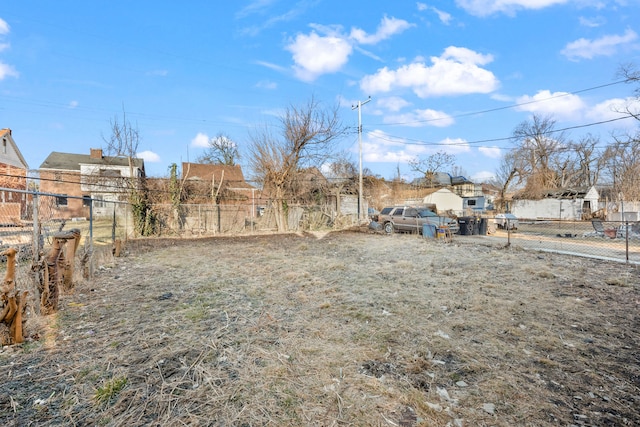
(1, 230, 639, 426)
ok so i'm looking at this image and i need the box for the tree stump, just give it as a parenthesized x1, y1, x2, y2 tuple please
(0, 247, 29, 345)
(41, 229, 80, 315)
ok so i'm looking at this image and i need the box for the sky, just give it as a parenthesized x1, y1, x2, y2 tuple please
(1, 1, 640, 183)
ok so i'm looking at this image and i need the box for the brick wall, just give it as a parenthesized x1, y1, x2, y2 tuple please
(39, 170, 89, 219)
(0, 162, 27, 219)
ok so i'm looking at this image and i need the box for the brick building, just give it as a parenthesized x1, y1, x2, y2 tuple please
(0, 129, 29, 221)
(39, 148, 145, 219)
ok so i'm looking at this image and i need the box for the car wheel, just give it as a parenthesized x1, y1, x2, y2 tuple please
(383, 222, 394, 234)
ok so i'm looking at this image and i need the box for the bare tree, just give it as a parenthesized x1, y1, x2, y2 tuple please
(568, 134, 603, 188)
(409, 150, 456, 187)
(602, 132, 640, 201)
(248, 97, 347, 232)
(490, 151, 522, 212)
(619, 63, 640, 103)
(102, 110, 156, 236)
(196, 133, 240, 165)
(511, 114, 566, 197)
(449, 165, 468, 178)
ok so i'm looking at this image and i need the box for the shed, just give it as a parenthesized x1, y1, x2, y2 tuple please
(422, 188, 463, 215)
(511, 186, 599, 220)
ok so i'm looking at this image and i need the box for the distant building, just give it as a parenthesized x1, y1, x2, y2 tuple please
(0, 129, 29, 220)
(181, 162, 256, 203)
(39, 148, 145, 219)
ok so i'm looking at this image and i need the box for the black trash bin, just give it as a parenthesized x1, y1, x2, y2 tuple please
(472, 217, 480, 235)
(458, 217, 474, 235)
(478, 217, 488, 235)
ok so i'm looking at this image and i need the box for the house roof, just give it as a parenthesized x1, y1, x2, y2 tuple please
(39, 151, 145, 171)
(0, 128, 29, 169)
(513, 186, 597, 200)
(181, 162, 254, 190)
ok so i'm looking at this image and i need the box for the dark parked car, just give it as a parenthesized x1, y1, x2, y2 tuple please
(378, 206, 459, 235)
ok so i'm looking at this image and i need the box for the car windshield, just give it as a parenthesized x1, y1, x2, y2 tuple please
(418, 209, 437, 217)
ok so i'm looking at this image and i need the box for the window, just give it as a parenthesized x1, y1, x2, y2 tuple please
(56, 195, 68, 207)
(405, 208, 418, 217)
(82, 195, 92, 207)
(94, 195, 104, 208)
(2, 138, 6, 154)
(467, 199, 477, 206)
(54, 172, 62, 182)
(393, 208, 404, 217)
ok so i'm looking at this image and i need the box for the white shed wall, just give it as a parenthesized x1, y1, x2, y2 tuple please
(423, 189, 463, 215)
(512, 198, 585, 220)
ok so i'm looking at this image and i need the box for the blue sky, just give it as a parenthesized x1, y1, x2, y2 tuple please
(1, 1, 639, 183)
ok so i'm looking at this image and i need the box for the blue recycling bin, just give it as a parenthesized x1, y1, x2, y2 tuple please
(422, 223, 436, 238)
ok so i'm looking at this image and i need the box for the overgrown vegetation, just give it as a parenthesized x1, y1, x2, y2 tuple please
(1, 232, 638, 426)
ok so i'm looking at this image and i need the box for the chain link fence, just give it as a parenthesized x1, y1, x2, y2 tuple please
(0, 188, 133, 307)
(3, 186, 638, 296)
(447, 216, 640, 264)
(152, 202, 358, 236)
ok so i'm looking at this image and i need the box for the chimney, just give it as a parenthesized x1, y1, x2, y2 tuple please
(90, 148, 103, 159)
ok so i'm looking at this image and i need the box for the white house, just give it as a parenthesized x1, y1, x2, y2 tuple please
(511, 186, 599, 220)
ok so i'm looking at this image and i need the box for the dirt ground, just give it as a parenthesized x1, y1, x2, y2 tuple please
(1, 230, 639, 426)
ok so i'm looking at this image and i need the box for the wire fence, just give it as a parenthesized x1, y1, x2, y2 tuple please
(1, 187, 639, 293)
(422, 216, 640, 265)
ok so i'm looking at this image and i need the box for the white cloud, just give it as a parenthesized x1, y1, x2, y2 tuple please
(137, 150, 161, 163)
(255, 60, 287, 73)
(191, 132, 210, 148)
(377, 96, 411, 112)
(432, 7, 453, 25)
(562, 28, 638, 60)
(470, 170, 496, 182)
(439, 137, 471, 155)
(478, 146, 502, 158)
(384, 109, 455, 127)
(0, 18, 16, 80)
(0, 18, 9, 35)
(417, 1, 453, 23)
(585, 97, 640, 123)
(236, 0, 276, 19)
(360, 46, 498, 97)
(515, 90, 586, 120)
(455, 0, 569, 17)
(68, 100, 79, 109)
(286, 31, 352, 82)
(579, 16, 605, 28)
(285, 16, 414, 82)
(349, 15, 414, 45)
(361, 130, 471, 165)
(362, 130, 420, 163)
(0, 62, 18, 80)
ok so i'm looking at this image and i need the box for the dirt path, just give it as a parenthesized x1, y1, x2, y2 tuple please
(1, 231, 639, 426)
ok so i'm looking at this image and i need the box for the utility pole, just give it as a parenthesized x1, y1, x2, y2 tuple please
(352, 96, 371, 222)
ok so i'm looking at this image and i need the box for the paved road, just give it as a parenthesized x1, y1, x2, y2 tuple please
(467, 230, 640, 265)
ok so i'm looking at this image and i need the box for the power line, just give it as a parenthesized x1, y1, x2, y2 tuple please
(372, 79, 632, 127)
(369, 115, 636, 149)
